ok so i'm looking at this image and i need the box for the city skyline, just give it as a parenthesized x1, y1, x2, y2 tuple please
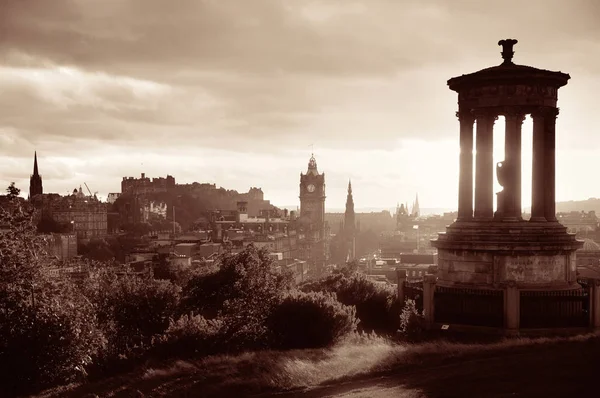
(2, 1, 600, 209)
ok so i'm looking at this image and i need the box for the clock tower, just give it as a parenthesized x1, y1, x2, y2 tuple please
(300, 154, 325, 232)
(298, 154, 327, 275)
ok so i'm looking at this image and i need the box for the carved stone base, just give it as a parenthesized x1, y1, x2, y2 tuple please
(431, 220, 583, 289)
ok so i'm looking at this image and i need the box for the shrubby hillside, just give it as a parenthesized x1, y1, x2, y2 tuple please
(1, 192, 398, 397)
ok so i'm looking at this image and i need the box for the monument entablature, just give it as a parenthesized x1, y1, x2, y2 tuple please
(450, 40, 568, 113)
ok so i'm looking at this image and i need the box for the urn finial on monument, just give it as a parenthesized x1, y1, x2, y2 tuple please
(498, 39, 518, 65)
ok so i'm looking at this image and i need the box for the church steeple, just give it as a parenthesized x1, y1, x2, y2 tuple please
(29, 151, 43, 199)
(412, 193, 420, 217)
(346, 179, 354, 208)
(33, 151, 39, 176)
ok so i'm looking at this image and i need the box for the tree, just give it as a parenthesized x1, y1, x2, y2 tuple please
(0, 202, 47, 286)
(6, 182, 20, 200)
(84, 270, 181, 354)
(0, 203, 105, 395)
(267, 291, 357, 349)
(302, 271, 401, 334)
(180, 245, 292, 349)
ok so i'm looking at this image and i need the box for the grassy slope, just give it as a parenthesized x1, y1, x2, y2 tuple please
(35, 333, 600, 398)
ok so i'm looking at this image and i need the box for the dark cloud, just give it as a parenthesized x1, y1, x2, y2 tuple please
(1, 0, 599, 205)
(1, 0, 598, 152)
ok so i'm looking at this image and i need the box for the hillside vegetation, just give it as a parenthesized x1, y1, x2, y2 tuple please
(36, 333, 600, 397)
(0, 194, 400, 397)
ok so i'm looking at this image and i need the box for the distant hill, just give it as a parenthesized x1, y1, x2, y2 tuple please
(524, 198, 600, 214)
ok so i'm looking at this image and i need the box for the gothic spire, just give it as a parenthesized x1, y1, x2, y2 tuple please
(345, 179, 354, 211)
(344, 179, 356, 261)
(33, 151, 39, 176)
(29, 151, 43, 198)
(412, 193, 420, 217)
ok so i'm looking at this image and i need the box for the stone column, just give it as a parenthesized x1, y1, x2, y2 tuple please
(530, 108, 547, 222)
(544, 108, 559, 222)
(503, 109, 525, 220)
(457, 110, 475, 221)
(474, 111, 496, 220)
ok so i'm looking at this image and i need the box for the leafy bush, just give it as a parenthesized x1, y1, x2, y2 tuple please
(267, 291, 358, 349)
(0, 201, 105, 395)
(180, 245, 292, 350)
(83, 270, 181, 373)
(0, 283, 106, 396)
(302, 272, 400, 334)
(152, 254, 197, 286)
(156, 314, 225, 359)
(399, 299, 424, 341)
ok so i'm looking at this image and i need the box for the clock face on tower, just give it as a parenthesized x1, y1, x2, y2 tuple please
(307, 184, 316, 193)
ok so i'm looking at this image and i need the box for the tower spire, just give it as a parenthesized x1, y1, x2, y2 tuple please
(29, 151, 43, 199)
(33, 151, 39, 176)
(412, 193, 420, 217)
(344, 178, 356, 262)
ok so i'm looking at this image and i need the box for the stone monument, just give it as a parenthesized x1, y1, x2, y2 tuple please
(431, 39, 583, 330)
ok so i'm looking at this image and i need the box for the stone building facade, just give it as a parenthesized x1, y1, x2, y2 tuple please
(45, 188, 108, 241)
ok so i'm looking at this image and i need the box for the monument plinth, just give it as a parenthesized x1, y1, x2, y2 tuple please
(431, 39, 583, 293)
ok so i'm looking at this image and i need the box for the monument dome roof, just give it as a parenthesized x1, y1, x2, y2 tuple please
(448, 39, 570, 92)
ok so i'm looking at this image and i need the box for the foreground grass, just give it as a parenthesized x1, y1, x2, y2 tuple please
(35, 333, 600, 398)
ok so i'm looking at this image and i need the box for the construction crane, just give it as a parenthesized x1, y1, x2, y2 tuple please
(84, 182, 93, 197)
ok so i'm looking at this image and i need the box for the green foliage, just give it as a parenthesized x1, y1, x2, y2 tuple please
(399, 299, 424, 341)
(87, 271, 180, 350)
(181, 245, 291, 317)
(156, 314, 225, 359)
(153, 256, 197, 287)
(0, 204, 105, 395)
(0, 203, 48, 291)
(1, 203, 396, 394)
(267, 291, 358, 349)
(6, 182, 20, 199)
(0, 282, 106, 396)
(339, 261, 360, 276)
(302, 271, 400, 334)
(180, 245, 292, 349)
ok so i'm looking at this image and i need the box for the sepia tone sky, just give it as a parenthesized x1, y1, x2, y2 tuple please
(1, 0, 599, 211)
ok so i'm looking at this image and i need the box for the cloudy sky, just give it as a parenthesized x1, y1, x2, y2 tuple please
(1, 0, 599, 211)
